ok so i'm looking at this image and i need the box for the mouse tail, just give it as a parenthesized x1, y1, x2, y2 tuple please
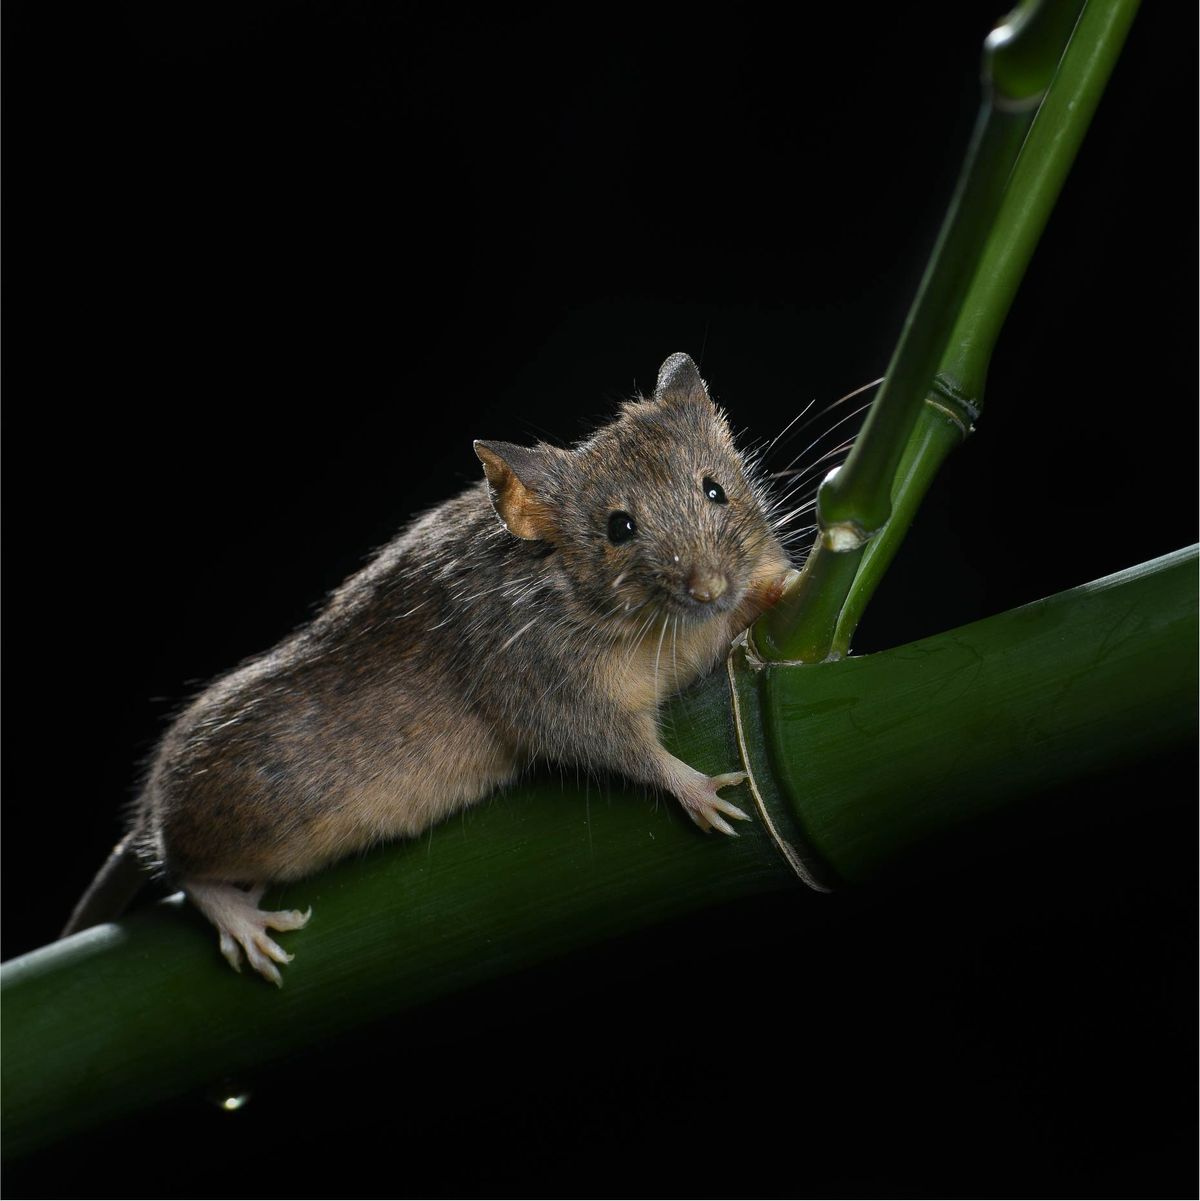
(61, 834, 149, 938)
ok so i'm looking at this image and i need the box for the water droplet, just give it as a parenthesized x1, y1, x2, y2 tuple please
(205, 1079, 253, 1111)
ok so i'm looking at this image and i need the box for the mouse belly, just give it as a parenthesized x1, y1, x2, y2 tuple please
(269, 720, 520, 880)
(152, 707, 518, 885)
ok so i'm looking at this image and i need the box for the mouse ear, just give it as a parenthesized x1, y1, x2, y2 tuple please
(473, 440, 558, 541)
(654, 352, 711, 406)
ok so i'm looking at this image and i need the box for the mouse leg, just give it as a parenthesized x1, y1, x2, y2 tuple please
(652, 752, 751, 837)
(604, 710, 752, 836)
(185, 880, 311, 987)
(531, 697, 752, 838)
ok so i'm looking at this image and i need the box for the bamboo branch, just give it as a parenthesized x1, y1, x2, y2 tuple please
(757, 0, 1084, 663)
(830, 0, 1141, 656)
(4, 545, 1195, 1159)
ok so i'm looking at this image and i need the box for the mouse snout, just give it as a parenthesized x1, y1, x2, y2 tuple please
(686, 566, 729, 605)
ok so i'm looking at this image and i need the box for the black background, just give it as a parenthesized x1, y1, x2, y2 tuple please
(5, 2, 1196, 1196)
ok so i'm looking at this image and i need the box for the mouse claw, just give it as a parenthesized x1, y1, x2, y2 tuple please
(249, 955, 284, 989)
(264, 907, 312, 932)
(710, 770, 748, 792)
(706, 810, 739, 837)
(219, 929, 244, 973)
(245, 934, 290, 987)
(709, 795, 751, 822)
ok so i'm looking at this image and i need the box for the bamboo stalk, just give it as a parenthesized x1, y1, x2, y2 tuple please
(752, 545, 1196, 883)
(830, 0, 1141, 657)
(4, 545, 1194, 1159)
(759, 0, 1083, 663)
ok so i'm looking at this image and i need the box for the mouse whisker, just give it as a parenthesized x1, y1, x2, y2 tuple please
(770, 499, 818, 531)
(670, 613, 680, 699)
(763, 394, 821, 461)
(767, 436, 856, 488)
(620, 605, 662, 672)
(778, 523, 819, 546)
(763, 448, 855, 522)
(768, 376, 883, 463)
(772, 399, 873, 480)
(652, 611, 670, 707)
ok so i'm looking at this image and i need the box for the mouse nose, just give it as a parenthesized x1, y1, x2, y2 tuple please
(687, 567, 729, 604)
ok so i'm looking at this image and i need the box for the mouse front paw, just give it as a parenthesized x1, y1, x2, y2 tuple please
(673, 768, 752, 837)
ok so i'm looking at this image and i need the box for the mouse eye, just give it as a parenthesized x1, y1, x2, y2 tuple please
(607, 510, 638, 544)
(702, 476, 727, 504)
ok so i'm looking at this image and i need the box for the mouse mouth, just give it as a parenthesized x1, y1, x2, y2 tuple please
(603, 587, 740, 637)
(602, 565, 744, 631)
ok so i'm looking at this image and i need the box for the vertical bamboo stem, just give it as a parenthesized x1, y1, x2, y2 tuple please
(758, 0, 1082, 662)
(830, 0, 1140, 656)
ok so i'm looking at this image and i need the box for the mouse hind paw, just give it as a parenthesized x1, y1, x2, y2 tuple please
(185, 880, 311, 987)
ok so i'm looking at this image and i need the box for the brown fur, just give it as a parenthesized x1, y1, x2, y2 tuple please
(117, 353, 790, 909)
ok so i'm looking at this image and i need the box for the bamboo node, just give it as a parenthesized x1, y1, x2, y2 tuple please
(928, 375, 981, 438)
(823, 521, 871, 552)
(724, 641, 836, 892)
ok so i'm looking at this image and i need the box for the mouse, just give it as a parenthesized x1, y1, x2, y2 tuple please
(62, 352, 794, 984)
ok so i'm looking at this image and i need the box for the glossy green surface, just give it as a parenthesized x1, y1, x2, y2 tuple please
(815, 0, 1139, 660)
(764, 0, 1079, 661)
(831, 397, 964, 656)
(812, 98, 1030, 547)
(812, 0, 1086, 548)
(986, 0, 1085, 102)
(757, 546, 1197, 883)
(944, 0, 1141, 403)
(756, 537, 864, 662)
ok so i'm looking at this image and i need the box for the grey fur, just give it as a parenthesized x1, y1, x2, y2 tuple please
(65, 353, 792, 967)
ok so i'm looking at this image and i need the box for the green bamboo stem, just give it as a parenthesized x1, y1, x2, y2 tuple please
(812, 103, 1023, 536)
(749, 536, 863, 662)
(760, 0, 1080, 663)
(830, 0, 1140, 657)
(4, 545, 1195, 1159)
(829, 385, 970, 656)
(988, 0, 1090, 97)
(946, 0, 1139, 401)
(763, 544, 1196, 883)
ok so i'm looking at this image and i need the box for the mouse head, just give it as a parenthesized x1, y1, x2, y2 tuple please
(475, 352, 783, 632)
